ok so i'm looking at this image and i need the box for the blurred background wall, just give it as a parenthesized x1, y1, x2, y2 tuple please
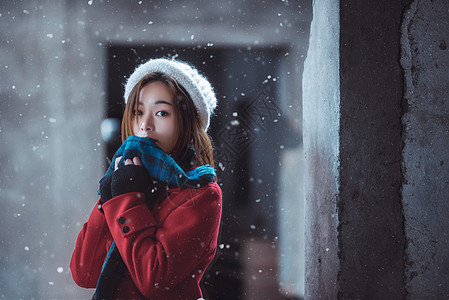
(0, 1, 311, 299)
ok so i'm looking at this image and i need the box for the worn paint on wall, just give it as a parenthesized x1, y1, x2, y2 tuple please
(302, 0, 340, 298)
(401, 0, 449, 298)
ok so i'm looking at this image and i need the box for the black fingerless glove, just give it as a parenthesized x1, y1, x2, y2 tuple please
(98, 173, 113, 213)
(99, 173, 113, 203)
(111, 165, 151, 198)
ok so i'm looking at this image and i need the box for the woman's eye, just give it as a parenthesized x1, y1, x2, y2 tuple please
(132, 110, 143, 116)
(156, 111, 169, 117)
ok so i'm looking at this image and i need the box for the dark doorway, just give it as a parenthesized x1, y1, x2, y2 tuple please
(106, 45, 290, 299)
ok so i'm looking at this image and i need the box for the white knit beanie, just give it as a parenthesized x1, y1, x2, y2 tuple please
(124, 58, 217, 131)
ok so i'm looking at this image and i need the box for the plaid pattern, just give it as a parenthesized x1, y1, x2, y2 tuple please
(99, 135, 215, 192)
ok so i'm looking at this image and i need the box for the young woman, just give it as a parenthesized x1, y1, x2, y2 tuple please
(70, 58, 222, 299)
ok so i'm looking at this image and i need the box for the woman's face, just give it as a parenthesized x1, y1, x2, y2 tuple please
(132, 81, 178, 154)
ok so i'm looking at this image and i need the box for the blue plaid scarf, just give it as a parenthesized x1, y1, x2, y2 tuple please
(93, 135, 215, 300)
(100, 135, 215, 190)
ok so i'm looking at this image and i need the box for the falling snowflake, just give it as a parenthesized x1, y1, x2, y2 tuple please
(230, 120, 240, 126)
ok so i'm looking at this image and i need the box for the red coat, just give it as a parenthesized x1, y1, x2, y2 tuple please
(70, 182, 222, 299)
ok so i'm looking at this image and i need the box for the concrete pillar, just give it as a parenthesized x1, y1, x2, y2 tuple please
(304, 0, 449, 298)
(401, 0, 449, 298)
(338, 0, 409, 298)
(304, 0, 409, 298)
(302, 0, 340, 298)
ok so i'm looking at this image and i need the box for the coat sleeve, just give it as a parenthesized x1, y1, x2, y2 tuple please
(70, 199, 112, 288)
(101, 183, 222, 298)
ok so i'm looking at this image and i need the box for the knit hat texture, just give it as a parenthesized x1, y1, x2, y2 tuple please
(124, 58, 217, 131)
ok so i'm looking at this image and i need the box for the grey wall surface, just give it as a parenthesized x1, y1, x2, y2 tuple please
(401, 0, 449, 298)
(338, 0, 408, 298)
(302, 0, 340, 298)
(303, 0, 449, 299)
(1, 1, 104, 299)
(0, 1, 310, 299)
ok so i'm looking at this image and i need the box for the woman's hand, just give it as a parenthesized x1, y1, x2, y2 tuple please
(115, 156, 142, 170)
(111, 156, 150, 198)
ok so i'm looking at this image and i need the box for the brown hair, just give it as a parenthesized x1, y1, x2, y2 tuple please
(121, 72, 214, 168)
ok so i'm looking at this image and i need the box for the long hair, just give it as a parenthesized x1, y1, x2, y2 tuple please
(121, 72, 214, 168)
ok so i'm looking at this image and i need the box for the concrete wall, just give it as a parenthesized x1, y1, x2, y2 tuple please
(303, 0, 449, 298)
(0, 1, 310, 298)
(401, 0, 449, 298)
(338, 0, 408, 298)
(302, 0, 340, 298)
(0, 1, 104, 298)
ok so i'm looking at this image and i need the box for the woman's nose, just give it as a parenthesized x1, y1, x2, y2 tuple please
(139, 116, 153, 132)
